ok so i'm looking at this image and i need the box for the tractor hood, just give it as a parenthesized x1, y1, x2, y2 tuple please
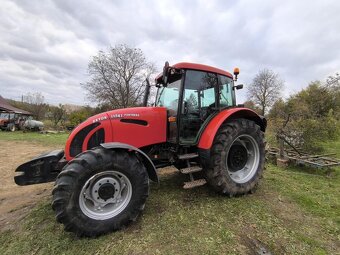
(65, 107, 168, 161)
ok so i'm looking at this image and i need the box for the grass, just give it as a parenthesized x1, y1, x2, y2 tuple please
(0, 134, 339, 254)
(320, 139, 340, 158)
(0, 131, 68, 147)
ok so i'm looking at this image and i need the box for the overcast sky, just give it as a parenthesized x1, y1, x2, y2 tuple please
(1, 0, 339, 106)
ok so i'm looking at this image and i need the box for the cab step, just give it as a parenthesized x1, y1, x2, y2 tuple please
(180, 166, 202, 174)
(178, 153, 199, 160)
(183, 179, 207, 189)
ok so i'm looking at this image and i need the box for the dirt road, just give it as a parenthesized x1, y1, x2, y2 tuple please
(0, 140, 61, 232)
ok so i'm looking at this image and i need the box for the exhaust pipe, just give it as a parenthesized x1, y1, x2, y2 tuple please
(143, 78, 151, 107)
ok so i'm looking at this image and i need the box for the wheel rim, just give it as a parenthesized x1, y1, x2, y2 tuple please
(79, 171, 132, 220)
(226, 134, 260, 184)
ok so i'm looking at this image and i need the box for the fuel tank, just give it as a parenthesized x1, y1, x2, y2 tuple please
(64, 107, 167, 161)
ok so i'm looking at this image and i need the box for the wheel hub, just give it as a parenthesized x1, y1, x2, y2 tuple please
(79, 171, 132, 220)
(228, 144, 248, 171)
(226, 134, 260, 184)
(91, 176, 120, 203)
(98, 183, 115, 200)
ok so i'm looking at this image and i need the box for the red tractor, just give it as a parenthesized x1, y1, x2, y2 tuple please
(15, 62, 266, 237)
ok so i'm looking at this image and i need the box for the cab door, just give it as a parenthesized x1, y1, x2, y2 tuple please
(179, 70, 218, 144)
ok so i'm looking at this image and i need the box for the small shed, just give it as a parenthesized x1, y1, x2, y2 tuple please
(0, 95, 31, 115)
(0, 95, 32, 130)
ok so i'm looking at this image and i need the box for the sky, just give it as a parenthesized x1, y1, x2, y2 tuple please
(1, 0, 339, 106)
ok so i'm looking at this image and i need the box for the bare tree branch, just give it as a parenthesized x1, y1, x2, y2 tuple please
(23, 92, 48, 120)
(82, 44, 156, 109)
(247, 69, 284, 115)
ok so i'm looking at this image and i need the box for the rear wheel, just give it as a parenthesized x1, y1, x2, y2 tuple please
(52, 147, 149, 237)
(205, 119, 265, 196)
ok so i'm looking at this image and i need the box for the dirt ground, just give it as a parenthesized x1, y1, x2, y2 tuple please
(0, 140, 59, 232)
(0, 140, 178, 232)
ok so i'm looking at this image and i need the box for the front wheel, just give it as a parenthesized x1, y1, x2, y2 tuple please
(8, 124, 16, 132)
(205, 119, 265, 196)
(52, 147, 149, 237)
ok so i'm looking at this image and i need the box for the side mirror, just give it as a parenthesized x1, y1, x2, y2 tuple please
(162, 61, 170, 86)
(233, 84, 243, 90)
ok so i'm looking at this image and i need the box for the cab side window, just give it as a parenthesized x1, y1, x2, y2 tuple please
(218, 75, 235, 107)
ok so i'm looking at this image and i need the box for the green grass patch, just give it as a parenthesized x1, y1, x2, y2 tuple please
(1, 133, 339, 254)
(266, 164, 340, 235)
(0, 131, 68, 147)
(319, 139, 340, 158)
(1, 165, 339, 255)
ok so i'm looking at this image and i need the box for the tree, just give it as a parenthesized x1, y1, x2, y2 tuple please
(23, 92, 48, 120)
(247, 69, 284, 115)
(326, 72, 340, 88)
(243, 100, 262, 115)
(49, 104, 66, 127)
(326, 72, 340, 119)
(68, 107, 93, 126)
(268, 81, 339, 151)
(82, 44, 156, 109)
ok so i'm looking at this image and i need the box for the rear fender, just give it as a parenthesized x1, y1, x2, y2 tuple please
(198, 107, 266, 150)
(100, 142, 159, 183)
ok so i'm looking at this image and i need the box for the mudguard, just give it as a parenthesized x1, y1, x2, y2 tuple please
(100, 142, 159, 183)
(198, 107, 266, 150)
(15, 150, 65, 186)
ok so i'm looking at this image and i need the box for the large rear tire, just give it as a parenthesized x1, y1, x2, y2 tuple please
(52, 147, 149, 237)
(205, 119, 265, 196)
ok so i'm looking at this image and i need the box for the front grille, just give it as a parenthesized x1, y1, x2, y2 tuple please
(70, 123, 100, 157)
(87, 128, 105, 150)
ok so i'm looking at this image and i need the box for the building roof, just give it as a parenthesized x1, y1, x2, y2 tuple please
(0, 95, 31, 115)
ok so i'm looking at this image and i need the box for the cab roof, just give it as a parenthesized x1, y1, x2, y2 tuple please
(156, 62, 233, 81)
(173, 62, 233, 78)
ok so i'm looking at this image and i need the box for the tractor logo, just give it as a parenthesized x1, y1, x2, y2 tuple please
(92, 116, 108, 123)
(110, 113, 140, 119)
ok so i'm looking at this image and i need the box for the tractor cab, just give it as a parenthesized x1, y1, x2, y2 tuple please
(155, 62, 242, 145)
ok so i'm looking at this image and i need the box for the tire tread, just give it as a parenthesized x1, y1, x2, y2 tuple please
(205, 118, 265, 196)
(52, 147, 149, 237)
